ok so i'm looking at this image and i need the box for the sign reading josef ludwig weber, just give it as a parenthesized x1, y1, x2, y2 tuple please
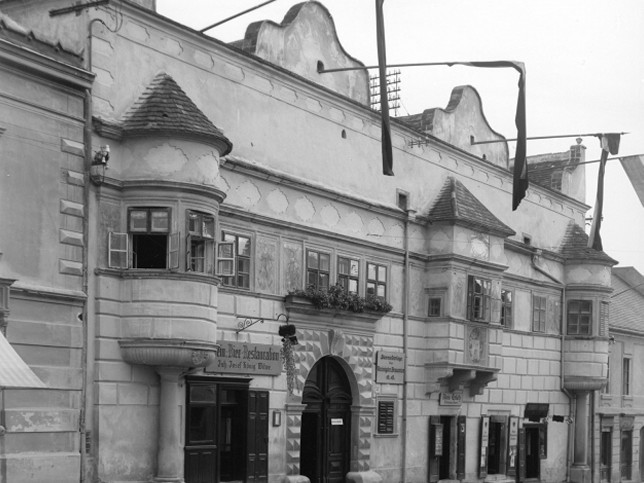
(376, 351, 405, 384)
(206, 342, 283, 376)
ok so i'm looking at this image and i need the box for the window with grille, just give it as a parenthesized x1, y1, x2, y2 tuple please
(532, 295, 547, 332)
(367, 262, 387, 299)
(567, 300, 592, 335)
(428, 297, 442, 317)
(467, 276, 491, 322)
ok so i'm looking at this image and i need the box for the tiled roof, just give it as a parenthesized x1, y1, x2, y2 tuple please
(397, 109, 436, 134)
(0, 13, 84, 67)
(559, 222, 617, 265)
(611, 267, 644, 333)
(121, 73, 232, 154)
(428, 177, 515, 237)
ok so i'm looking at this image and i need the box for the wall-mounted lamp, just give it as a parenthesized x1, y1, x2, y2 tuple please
(90, 144, 110, 185)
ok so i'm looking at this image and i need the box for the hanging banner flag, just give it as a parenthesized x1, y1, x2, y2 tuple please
(620, 155, 644, 207)
(375, 0, 394, 176)
(588, 133, 621, 250)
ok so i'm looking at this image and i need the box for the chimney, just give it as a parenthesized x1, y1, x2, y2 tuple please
(569, 137, 586, 165)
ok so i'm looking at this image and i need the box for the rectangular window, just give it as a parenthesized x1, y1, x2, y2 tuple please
(107, 208, 178, 270)
(377, 399, 396, 434)
(501, 289, 513, 327)
(467, 276, 491, 322)
(622, 358, 631, 396)
(532, 295, 547, 332)
(186, 211, 215, 273)
(567, 300, 592, 335)
(428, 297, 442, 317)
(337, 256, 359, 294)
(367, 262, 387, 299)
(306, 250, 330, 291)
(221, 233, 251, 289)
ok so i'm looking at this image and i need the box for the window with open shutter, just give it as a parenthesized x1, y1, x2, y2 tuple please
(108, 232, 128, 269)
(168, 232, 179, 270)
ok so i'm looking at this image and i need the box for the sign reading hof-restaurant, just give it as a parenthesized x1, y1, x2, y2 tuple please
(206, 341, 283, 376)
(376, 351, 405, 384)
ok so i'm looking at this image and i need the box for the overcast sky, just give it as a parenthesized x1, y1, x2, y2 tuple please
(157, 0, 644, 273)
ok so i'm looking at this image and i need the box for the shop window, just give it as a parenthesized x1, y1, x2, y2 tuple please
(532, 295, 547, 333)
(108, 208, 178, 270)
(337, 256, 359, 294)
(567, 300, 592, 335)
(500, 289, 513, 327)
(186, 211, 215, 273)
(622, 358, 631, 396)
(367, 262, 387, 299)
(376, 398, 396, 435)
(467, 276, 491, 322)
(220, 233, 251, 289)
(306, 250, 330, 290)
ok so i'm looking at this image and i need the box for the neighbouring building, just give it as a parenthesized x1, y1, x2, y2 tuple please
(0, 1, 626, 483)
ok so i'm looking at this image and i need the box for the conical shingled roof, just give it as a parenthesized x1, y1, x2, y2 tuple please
(559, 222, 617, 265)
(428, 177, 515, 237)
(121, 73, 232, 155)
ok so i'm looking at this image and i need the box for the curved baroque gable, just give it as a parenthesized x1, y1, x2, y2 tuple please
(239, 1, 369, 104)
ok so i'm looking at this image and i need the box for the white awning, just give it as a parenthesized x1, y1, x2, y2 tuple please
(0, 332, 45, 388)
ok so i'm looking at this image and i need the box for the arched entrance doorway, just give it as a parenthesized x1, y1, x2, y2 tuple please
(300, 356, 352, 483)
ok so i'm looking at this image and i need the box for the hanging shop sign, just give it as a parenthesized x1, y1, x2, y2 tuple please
(375, 351, 405, 384)
(206, 342, 282, 376)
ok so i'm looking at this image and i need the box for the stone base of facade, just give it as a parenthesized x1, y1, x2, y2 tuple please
(570, 465, 592, 483)
(346, 470, 383, 483)
(282, 475, 310, 483)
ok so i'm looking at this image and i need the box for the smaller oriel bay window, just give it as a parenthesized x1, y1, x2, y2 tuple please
(367, 262, 387, 299)
(567, 300, 592, 335)
(307, 250, 330, 291)
(467, 276, 491, 322)
(109, 207, 179, 269)
(337, 256, 359, 293)
(220, 233, 251, 289)
(186, 211, 215, 273)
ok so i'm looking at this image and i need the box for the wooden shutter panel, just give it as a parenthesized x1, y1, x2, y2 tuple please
(479, 416, 489, 478)
(457, 415, 466, 480)
(517, 427, 526, 482)
(247, 390, 268, 482)
(168, 232, 179, 269)
(108, 232, 128, 269)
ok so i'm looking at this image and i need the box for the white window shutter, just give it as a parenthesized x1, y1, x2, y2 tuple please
(168, 232, 179, 270)
(216, 241, 235, 277)
(108, 232, 128, 269)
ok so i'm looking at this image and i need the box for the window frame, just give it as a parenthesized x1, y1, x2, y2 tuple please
(185, 210, 216, 274)
(567, 299, 592, 336)
(622, 357, 631, 396)
(467, 275, 492, 322)
(532, 295, 547, 333)
(500, 289, 513, 327)
(219, 232, 251, 289)
(366, 262, 387, 299)
(306, 249, 331, 291)
(337, 256, 360, 294)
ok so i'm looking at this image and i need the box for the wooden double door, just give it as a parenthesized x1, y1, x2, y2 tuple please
(300, 357, 352, 483)
(184, 378, 268, 483)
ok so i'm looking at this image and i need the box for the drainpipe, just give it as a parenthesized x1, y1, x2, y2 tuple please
(401, 208, 414, 483)
(531, 250, 574, 482)
(79, 17, 109, 483)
